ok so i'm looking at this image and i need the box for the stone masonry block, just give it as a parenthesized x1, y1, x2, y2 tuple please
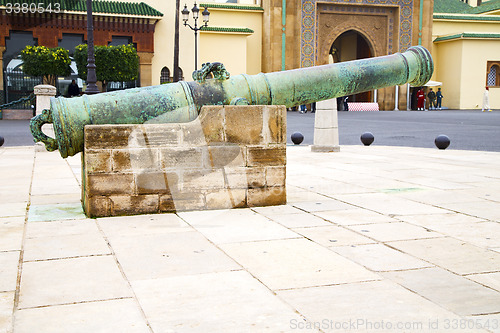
(135, 171, 178, 195)
(266, 166, 286, 187)
(84, 195, 111, 217)
(160, 192, 205, 212)
(130, 125, 181, 147)
(247, 186, 287, 207)
(266, 105, 287, 144)
(225, 106, 264, 144)
(182, 169, 225, 190)
(182, 122, 207, 146)
(112, 148, 160, 172)
(110, 195, 159, 216)
(205, 189, 247, 210)
(87, 173, 135, 195)
(246, 145, 286, 167)
(84, 150, 111, 173)
(223, 167, 266, 189)
(199, 106, 225, 143)
(85, 125, 134, 150)
(206, 144, 245, 168)
(160, 147, 204, 169)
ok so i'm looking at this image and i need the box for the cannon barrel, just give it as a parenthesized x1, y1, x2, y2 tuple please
(31, 46, 433, 158)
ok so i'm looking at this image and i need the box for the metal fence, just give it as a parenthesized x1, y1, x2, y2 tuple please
(3, 69, 42, 109)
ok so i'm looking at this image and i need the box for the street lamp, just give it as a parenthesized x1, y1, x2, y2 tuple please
(85, 0, 99, 94)
(182, 2, 210, 71)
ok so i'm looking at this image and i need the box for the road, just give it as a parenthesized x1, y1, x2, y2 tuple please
(287, 110, 500, 152)
(1, 110, 499, 152)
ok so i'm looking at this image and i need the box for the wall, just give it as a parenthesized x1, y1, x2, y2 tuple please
(433, 40, 462, 109)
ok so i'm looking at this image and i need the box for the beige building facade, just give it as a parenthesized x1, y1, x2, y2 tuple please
(432, 0, 500, 110)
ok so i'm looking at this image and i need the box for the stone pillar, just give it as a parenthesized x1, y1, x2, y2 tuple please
(34, 85, 56, 115)
(0, 46, 5, 104)
(311, 98, 340, 152)
(34, 85, 57, 142)
(137, 52, 154, 87)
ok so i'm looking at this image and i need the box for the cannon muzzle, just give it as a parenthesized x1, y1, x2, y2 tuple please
(31, 46, 433, 158)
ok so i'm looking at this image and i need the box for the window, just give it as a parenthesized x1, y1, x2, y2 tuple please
(160, 67, 170, 84)
(486, 62, 500, 87)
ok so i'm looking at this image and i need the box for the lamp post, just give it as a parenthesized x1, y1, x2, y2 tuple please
(85, 0, 99, 94)
(182, 2, 210, 71)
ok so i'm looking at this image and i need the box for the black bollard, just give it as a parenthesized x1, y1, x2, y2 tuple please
(435, 134, 450, 149)
(0, 136, 4, 147)
(360, 132, 375, 146)
(291, 132, 304, 145)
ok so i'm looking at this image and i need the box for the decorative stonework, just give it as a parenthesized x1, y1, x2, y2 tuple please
(82, 105, 287, 217)
(301, 0, 413, 67)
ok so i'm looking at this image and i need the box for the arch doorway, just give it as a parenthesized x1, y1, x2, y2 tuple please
(329, 30, 373, 105)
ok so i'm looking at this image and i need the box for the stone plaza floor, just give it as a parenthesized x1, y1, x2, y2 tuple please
(1, 144, 500, 332)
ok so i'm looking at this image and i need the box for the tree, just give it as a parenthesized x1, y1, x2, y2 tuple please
(20, 46, 71, 86)
(74, 44, 139, 91)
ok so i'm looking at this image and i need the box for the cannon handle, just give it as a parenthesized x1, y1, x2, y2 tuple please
(30, 109, 58, 151)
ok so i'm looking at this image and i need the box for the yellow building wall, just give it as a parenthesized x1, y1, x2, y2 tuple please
(120, 0, 262, 85)
(433, 20, 500, 36)
(433, 40, 462, 109)
(199, 32, 248, 75)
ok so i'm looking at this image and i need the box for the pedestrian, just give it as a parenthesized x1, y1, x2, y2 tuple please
(482, 87, 492, 112)
(427, 88, 436, 110)
(299, 104, 307, 113)
(417, 87, 425, 110)
(436, 87, 443, 110)
(67, 80, 80, 97)
(343, 96, 349, 111)
(311, 102, 316, 113)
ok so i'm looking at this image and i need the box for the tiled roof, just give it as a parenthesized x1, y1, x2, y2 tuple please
(200, 26, 254, 33)
(199, 3, 263, 11)
(434, 13, 500, 21)
(434, 32, 500, 42)
(434, 0, 500, 14)
(434, 0, 472, 14)
(0, 0, 163, 17)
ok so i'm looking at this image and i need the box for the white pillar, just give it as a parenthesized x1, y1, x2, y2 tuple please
(311, 98, 340, 152)
(374, 89, 377, 103)
(406, 83, 411, 110)
(394, 85, 399, 111)
(34, 85, 56, 142)
(34, 84, 56, 115)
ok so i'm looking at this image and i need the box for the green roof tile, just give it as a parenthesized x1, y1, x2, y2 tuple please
(199, 3, 263, 11)
(200, 26, 254, 33)
(434, 13, 500, 21)
(434, 32, 500, 42)
(467, 0, 500, 14)
(0, 0, 163, 17)
(434, 0, 472, 14)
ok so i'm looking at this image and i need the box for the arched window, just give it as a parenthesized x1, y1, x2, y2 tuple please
(160, 67, 170, 84)
(177, 67, 184, 81)
(487, 63, 499, 87)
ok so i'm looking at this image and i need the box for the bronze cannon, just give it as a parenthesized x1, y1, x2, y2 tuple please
(31, 46, 433, 158)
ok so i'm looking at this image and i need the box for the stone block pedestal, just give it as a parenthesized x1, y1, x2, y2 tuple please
(311, 98, 340, 152)
(82, 105, 287, 217)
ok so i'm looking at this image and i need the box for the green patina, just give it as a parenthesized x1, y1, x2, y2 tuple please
(30, 46, 434, 158)
(380, 188, 423, 194)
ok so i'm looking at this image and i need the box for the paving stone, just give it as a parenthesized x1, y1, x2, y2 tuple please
(278, 280, 463, 332)
(292, 199, 355, 212)
(437, 201, 500, 221)
(25, 219, 98, 238)
(347, 222, 442, 242)
(313, 208, 398, 225)
(18, 256, 132, 309)
(132, 271, 304, 332)
(178, 209, 299, 244)
(333, 193, 449, 216)
(0, 203, 27, 218)
(23, 233, 111, 261)
(397, 213, 485, 229)
(107, 231, 240, 282)
(468, 272, 500, 292)
(331, 243, 433, 272)
(251, 204, 303, 215)
(98, 213, 191, 237)
(0, 292, 14, 333)
(0, 217, 24, 252)
(383, 268, 500, 316)
(0, 252, 20, 292)
(389, 238, 500, 275)
(220, 238, 379, 290)
(266, 212, 333, 228)
(27, 203, 86, 222)
(14, 299, 149, 333)
(293, 225, 375, 247)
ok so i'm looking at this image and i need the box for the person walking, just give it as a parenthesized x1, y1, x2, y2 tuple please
(417, 87, 425, 110)
(67, 80, 80, 97)
(427, 88, 436, 110)
(482, 87, 492, 112)
(436, 87, 443, 110)
(299, 104, 307, 113)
